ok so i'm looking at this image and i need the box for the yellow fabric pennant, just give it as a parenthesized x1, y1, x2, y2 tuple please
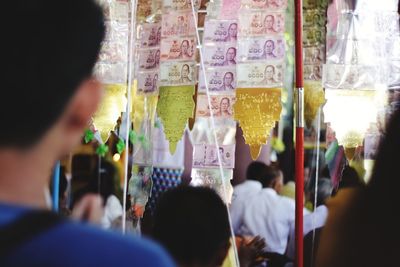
(234, 88, 282, 160)
(93, 84, 127, 142)
(157, 85, 195, 154)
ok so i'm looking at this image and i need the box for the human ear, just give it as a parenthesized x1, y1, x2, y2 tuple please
(60, 78, 103, 152)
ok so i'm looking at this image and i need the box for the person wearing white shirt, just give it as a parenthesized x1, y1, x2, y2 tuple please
(286, 178, 333, 260)
(237, 166, 309, 254)
(229, 162, 268, 234)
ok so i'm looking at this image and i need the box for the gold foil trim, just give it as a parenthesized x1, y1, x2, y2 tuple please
(234, 88, 282, 160)
(157, 85, 195, 154)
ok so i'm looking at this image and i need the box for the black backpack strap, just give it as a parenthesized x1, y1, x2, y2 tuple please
(0, 210, 64, 258)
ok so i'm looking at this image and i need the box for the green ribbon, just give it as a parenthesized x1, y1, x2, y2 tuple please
(96, 144, 109, 157)
(84, 129, 94, 144)
(116, 138, 125, 154)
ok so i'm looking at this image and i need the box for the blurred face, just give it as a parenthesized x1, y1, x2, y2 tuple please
(181, 65, 190, 78)
(223, 73, 233, 86)
(229, 24, 237, 38)
(265, 15, 274, 29)
(265, 66, 275, 80)
(226, 48, 236, 61)
(220, 98, 230, 111)
(181, 40, 189, 54)
(265, 40, 274, 54)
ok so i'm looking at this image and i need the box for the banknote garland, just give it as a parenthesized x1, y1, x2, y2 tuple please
(323, 0, 400, 156)
(157, 0, 198, 154)
(93, 0, 130, 143)
(235, 0, 288, 160)
(191, 0, 238, 204)
(302, 0, 328, 129)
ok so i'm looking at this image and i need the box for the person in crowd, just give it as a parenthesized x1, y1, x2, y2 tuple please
(153, 186, 266, 267)
(230, 162, 267, 233)
(72, 160, 123, 229)
(0, 1, 175, 266)
(286, 178, 333, 260)
(238, 165, 308, 254)
(316, 108, 400, 267)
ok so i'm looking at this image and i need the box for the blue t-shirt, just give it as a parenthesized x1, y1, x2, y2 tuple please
(0, 203, 176, 267)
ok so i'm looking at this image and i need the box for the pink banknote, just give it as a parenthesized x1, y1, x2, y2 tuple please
(198, 68, 236, 93)
(203, 43, 237, 67)
(138, 48, 161, 70)
(193, 144, 235, 169)
(237, 36, 285, 62)
(238, 11, 285, 36)
(139, 23, 162, 48)
(137, 70, 159, 94)
(160, 37, 196, 61)
(203, 20, 238, 43)
(161, 12, 197, 38)
(196, 94, 236, 118)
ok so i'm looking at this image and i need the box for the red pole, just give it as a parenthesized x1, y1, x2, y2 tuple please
(294, 0, 304, 266)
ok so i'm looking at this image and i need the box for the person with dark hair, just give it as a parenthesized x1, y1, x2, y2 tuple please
(238, 165, 307, 254)
(316, 109, 400, 267)
(0, 1, 174, 266)
(153, 186, 267, 267)
(153, 186, 231, 267)
(230, 162, 266, 233)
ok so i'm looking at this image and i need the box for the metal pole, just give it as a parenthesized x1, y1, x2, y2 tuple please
(294, 0, 304, 266)
(52, 161, 61, 212)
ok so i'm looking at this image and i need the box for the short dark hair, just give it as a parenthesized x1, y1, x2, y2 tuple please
(1, 0, 105, 148)
(261, 165, 281, 188)
(152, 186, 231, 266)
(246, 162, 280, 187)
(246, 161, 268, 182)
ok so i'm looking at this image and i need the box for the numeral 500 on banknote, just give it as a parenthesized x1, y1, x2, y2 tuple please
(203, 20, 238, 43)
(237, 36, 285, 62)
(160, 37, 196, 61)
